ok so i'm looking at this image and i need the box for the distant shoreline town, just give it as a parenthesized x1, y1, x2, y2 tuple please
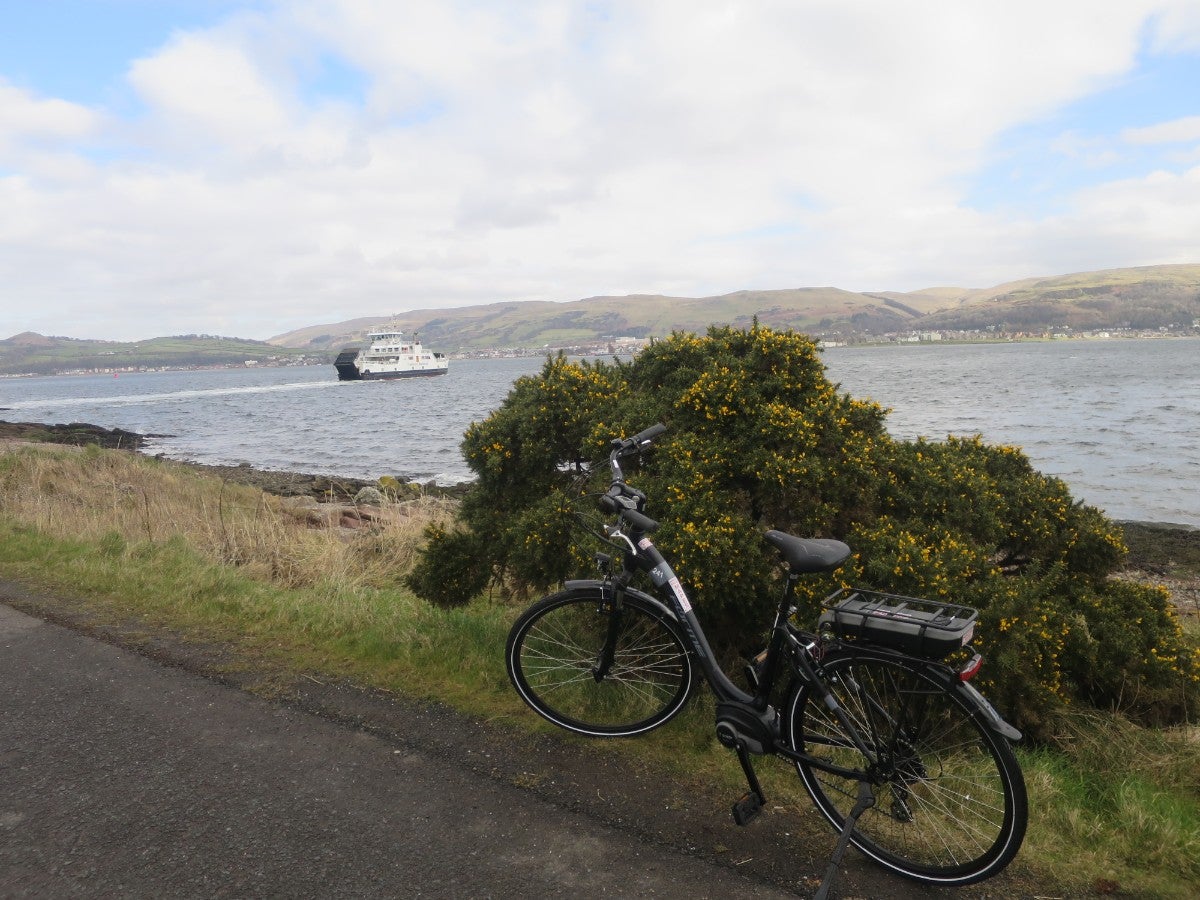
(5, 262, 1199, 376)
(5, 326, 1196, 379)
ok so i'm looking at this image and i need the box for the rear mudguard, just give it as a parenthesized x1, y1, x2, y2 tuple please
(960, 681, 1022, 742)
(821, 642, 1023, 743)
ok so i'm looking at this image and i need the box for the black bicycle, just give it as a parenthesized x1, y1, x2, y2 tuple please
(505, 424, 1027, 896)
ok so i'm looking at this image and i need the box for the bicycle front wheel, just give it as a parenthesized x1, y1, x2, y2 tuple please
(506, 589, 694, 737)
(786, 650, 1027, 886)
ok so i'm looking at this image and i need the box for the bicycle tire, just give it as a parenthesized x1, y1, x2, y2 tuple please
(506, 588, 694, 737)
(785, 649, 1027, 886)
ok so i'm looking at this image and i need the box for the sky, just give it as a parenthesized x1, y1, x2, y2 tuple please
(2, 0, 1200, 342)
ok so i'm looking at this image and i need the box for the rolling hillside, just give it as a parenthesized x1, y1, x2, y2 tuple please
(0, 333, 315, 376)
(5, 265, 1198, 375)
(912, 265, 1200, 332)
(268, 264, 1200, 353)
(267, 286, 913, 353)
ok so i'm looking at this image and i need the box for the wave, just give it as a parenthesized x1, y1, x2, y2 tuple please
(6, 379, 341, 411)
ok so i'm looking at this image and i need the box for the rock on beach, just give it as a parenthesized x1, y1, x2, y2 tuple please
(0, 420, 147, 449)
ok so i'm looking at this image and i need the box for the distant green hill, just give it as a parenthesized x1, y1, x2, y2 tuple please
(269, 264, 1200, 353)
(910, 264, 1200, 332)
(6, 265, 1198, 375)
(0, 333, 314, 376)
(269, 286, 962, 353)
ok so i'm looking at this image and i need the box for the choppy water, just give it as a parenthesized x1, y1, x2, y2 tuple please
(0, 358, 542, 485)
(2, 339, 1196, 526)
(824, 339, 1198, 527)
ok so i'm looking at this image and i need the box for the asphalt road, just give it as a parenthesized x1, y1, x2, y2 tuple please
(0, 600, 805, 899)
(2, 579, 1049, 900)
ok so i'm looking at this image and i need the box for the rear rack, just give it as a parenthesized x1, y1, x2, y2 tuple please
(819, 588, 978, 659)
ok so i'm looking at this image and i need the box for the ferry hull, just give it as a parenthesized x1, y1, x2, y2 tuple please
(357, 367, 448, 380)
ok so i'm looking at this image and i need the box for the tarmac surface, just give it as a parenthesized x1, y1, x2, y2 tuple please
(0, 580, 1045, 899)
(1, 600, 805, 898)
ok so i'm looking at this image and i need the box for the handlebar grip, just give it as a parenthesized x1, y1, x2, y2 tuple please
(620, 508, 660, 533)
(631, 423, 667, 448)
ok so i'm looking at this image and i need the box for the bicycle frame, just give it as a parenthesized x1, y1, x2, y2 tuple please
(593, 431, 893, 780)
(594, 519, 877, 782)
(515, 427, 1028, 896)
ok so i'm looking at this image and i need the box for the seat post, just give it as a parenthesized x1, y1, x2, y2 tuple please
(775, 570, 800, 619)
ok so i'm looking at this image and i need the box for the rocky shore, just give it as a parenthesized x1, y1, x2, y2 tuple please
(170, 461, 380, 503)
(2, 418, 1196, 612)
(0, 419, 464, 504)
(0, 420, 149, 450)
(1115, 521, 1200, 619)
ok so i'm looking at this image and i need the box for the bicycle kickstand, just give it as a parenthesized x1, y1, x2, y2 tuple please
(813, 779, 875, 900)
(731, 744, 766, 826)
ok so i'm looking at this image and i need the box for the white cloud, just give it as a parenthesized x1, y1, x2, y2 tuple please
(1123, 115, 1200, 144)
(126, 27, 305, 163)
(1, 1, 1198, 339)
(1051, 131, 1122, 168)
(0, 80, 103, 182)
(0, 80, 98, 142)
(1147, 0, 1200, 51)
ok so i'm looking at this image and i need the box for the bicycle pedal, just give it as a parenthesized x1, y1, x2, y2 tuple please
(731, 791, 763, 826)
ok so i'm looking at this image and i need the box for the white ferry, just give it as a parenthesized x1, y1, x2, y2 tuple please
(334, 325, 448, 380)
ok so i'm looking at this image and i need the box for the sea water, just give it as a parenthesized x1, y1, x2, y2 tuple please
(0, 358, 541, 486)
(2, 339, 1196, 526)
(824, 339, 1198, 526)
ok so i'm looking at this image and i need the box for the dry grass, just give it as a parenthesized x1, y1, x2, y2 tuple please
(5, 440, 1200, 898)
(0, 441, 457, 593)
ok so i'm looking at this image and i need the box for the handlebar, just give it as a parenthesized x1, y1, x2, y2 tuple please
(630, 422, 668, 447)
(602, 423, 666, 533)
(622, 508, 659, 533)
(609, 422, 668, 462)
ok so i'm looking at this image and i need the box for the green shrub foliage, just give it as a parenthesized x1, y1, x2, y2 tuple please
(408, 324, 1199, 734)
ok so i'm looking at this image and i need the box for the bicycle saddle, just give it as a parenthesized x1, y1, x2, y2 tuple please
(763, 531, 851, 574)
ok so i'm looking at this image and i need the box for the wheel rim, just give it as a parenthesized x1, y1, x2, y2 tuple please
(789, 653, 1024, 883)
(511, 596, 691, 735)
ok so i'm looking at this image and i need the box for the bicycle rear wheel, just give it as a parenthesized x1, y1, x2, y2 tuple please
(786, 649, 1026, 886)
(506, 588, 694, 737)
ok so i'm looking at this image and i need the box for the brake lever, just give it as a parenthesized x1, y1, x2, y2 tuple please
(604, 524, 639, 555)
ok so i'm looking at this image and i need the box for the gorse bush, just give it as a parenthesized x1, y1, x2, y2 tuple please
(408, 323, 1200, 735)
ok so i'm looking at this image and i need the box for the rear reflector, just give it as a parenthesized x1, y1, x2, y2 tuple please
(959, 652, 984, 682)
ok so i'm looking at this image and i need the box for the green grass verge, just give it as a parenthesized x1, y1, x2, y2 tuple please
(2, 518, 1198, 897)
(0, 520, 515, 715)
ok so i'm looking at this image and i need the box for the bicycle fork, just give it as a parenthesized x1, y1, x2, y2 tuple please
(591, 597, 622, 682)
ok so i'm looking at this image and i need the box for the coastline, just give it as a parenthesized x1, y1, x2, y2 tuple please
(0, 419, 461, 503)
(2, 418, 1196, 614)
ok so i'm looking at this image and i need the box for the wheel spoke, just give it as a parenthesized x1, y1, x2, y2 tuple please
(507, 591, 693, 736)
(788, 652, 1026, 885)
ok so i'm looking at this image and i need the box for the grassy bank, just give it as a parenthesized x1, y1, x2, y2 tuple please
(2, 441, 1198, 897)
